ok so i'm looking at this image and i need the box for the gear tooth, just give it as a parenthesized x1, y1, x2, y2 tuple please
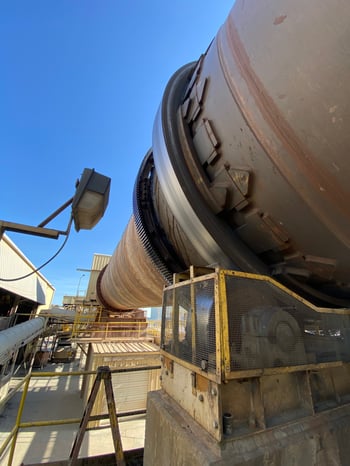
(133, 150, 174, 284)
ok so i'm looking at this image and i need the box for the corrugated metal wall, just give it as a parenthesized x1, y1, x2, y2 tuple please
(85, 253, 111, 302)
(82, 342, 161, 425)
(0, 234, 54, 306)
(112, 370, 150, 413)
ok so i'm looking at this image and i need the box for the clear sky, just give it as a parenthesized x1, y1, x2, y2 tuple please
(0, 1, 234, 305)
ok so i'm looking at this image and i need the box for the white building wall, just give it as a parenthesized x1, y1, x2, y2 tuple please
(0, 234, 55, 306)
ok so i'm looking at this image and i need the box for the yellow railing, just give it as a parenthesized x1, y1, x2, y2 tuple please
(0, 365, 160, 466)
(9, 312, 163, 342)
(70, 319, 161, 341)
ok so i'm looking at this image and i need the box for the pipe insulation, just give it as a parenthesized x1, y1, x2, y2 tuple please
(0, 317, 46, 365)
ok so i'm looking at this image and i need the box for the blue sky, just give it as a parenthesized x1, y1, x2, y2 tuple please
(0, 1, 234, 305)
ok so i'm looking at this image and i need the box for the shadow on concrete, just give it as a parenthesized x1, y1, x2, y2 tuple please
(0, 360, 84, 464)
(0, 359, 146, 465)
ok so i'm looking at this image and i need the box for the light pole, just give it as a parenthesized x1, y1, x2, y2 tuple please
(76, 274, 85, 297)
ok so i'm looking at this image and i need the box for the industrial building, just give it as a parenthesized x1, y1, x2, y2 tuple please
(0, 234, 55, 323)
(0, 234, 55, 408)
(0, 247, 161, 465)
(2, 0, 350, 465)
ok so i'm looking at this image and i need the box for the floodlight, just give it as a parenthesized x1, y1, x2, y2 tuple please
(0, 168, 111, 240)
(72, 169, 111, 232)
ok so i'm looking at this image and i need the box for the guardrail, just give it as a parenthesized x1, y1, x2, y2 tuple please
(0, 365, 160, 466)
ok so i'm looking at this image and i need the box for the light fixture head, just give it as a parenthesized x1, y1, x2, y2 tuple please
(72, 168, 111, 232)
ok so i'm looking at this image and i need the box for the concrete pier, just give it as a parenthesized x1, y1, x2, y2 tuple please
(144, 390, 350, 466)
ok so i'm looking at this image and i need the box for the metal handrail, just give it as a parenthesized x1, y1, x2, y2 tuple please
(0, 364, 160, 466)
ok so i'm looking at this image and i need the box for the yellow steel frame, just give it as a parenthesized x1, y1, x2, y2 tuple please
(160, 267, 350, 384)
(217, 270, 231, 380)
(223, 268, 350, 315)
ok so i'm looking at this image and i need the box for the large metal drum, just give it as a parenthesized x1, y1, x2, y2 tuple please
(99, 0, 350, 310)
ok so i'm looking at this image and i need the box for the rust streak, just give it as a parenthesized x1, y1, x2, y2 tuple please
(273, 15, 287, 25)
(218, 13, 350, 245)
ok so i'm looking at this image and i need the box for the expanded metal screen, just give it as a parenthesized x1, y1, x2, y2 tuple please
(161, 278, 217, 374)
(225, 275, 350, 371)
(161, 271, 350, 377)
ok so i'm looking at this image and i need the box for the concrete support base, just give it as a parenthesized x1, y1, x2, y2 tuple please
(144, 390, 350, 466)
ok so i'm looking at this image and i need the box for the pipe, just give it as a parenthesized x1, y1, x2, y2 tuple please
(0, 318, 46, 365)
(98, 0, 350, 310)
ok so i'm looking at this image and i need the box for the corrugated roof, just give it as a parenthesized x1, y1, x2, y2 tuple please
(92, 341, 160, 355)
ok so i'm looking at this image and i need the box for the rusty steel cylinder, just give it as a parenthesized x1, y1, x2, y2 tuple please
(98, 0, 350, 311)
